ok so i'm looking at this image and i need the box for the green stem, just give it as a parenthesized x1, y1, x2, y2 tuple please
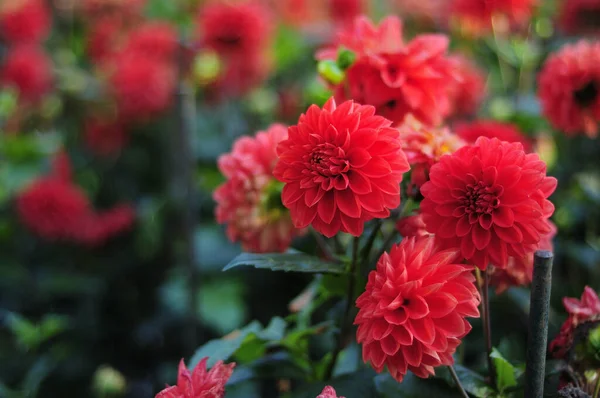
(311, 229, 335, 262)
(324, 237, 360, 380)
(448, 366, 470, 398)
(482, 269, 497, 388)
(594, 378, 600, 398)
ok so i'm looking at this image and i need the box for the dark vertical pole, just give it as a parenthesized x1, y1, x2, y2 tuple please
(172, 37, 199, 353)
(525, 250, 554, 398)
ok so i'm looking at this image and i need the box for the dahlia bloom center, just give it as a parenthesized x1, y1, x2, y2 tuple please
(573, 80, 598, 108)
(307, 143, 350, 178)
(462, 181, 503, 219)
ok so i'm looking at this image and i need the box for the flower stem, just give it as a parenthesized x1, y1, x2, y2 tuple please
(311, 229, 335, 261)
(477, 268, 496, 388)
(448, 365, 470, 398)
(325, 236, 360, 380)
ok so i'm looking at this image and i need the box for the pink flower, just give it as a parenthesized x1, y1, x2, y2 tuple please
(156, 358, 235, 398)
(317, 385, 345, 398)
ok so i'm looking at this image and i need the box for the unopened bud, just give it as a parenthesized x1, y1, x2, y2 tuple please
(317, 60, 345, 85)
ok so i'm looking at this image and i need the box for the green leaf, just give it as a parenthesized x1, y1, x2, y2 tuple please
(438, 365, 496, 398)
(375, 372, 462, 398)
(491, 348, 518, 393)
(189, 321, 263, 369)
(318, 274, 349, 298)
(223, 251, 344, 274)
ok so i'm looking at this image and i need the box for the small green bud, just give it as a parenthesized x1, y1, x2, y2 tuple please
(93, 365, 126, 397)
(317, 60, 345, 85)
(194, 51, 221, 85)
(336, 48, 356, 70)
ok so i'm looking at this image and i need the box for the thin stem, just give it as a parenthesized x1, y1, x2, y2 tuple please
(594, 377, 600, 398)
(311, 229, 335, 261)
(325, 237, 360, 380)
(478, 268, 496, 388)
(448, 366, 470, 398)
(360, 219, 383, 267)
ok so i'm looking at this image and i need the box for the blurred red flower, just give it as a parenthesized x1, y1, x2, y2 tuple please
(489, 221, 556, 293)
(82, 0, 146, 20)
(396, 213, 428, 238)
(109, 52, 176, 120)
(317, 386, 345, 398)
(538, 40, 600, 137)
(420, 137, 557, 270)
(559, 0, 600, 36)
(197, 1, 272, 96)
(455, 120, 533, 152)
(0, 0, 51, 44)
(355, 235, 480, 382)
(0, 45, 53, 103)
(399, 116, 464, 194)
(155, 357, 235, 398)
(318, 16, 456, 126)
(86, 17, 126, 64)
(550, 287, 600, 359)
(17, 178, 92, 241)
(446, 55, 487, 118)
(84, 117, 129, 157)
(17, 154, 135, 246)
(449, 0, 537, 36)
(214, 124, 303, 253)
(273, 98, 410, 237)
(122, 22, 178, 61)
(327, 0, 364, 26)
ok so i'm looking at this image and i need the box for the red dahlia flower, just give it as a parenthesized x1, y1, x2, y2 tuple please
(550, 287, 600, 359)
(109, 53, 175, 120)
(214, 124, 303, 253)
(86, 17, 126, 63)
(490, 221, 556, 293)
(559, 0, 600, 36)
(273, 98, 410, 237)
(449, 0, 537, 36)
(17, 178, 92, 241)
(538, 40, 600, 137)
(196, 2, 272, 97)
(317, 386, 345, 398)
(1, 45, 53, 104)
(79, 205, 136, 247)
(420, 137, 557, 270)
(355, 235, 480, 382)
(317, 16, 456, 126)
(0, 0, 51, 44)
(156, 357, 235, 398)
(446, 55, 487, 118)
(122, 22, 178, 61)
(455, 120, 533, 153)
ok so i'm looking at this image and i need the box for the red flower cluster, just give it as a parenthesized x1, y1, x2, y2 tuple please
(16, 153, 135, 246)
(449, 0, 537, 36)
(446, 55, 487, 118)
(455, 120, 533, 153)
(0, 0, 51, 44)
(196, 1, 273, 97)
(538, 40, 600, 137)
(420, 137, 557, 270)
(355, 236, 480, 382)
(155, 357, 235, 398)
(317, 16, 456, 126)
(550, 287, 600, 359)
(273, 98, 410, 237)
(490, 221, 556, 293)
(559, 0, 600, 36)
(214, 124, 302, 253)
(0, 45, 53, 104)
(317, 386, 345, 398)
(399, 116, 464, 194)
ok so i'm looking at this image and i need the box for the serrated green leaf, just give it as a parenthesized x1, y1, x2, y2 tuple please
(491, 348, 517, 393)
(223, 251, 344, 274)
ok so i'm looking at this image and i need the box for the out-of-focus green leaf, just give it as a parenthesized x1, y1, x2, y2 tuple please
(375, 372, 462, 398)
(491, 348, 517, 393)
(223, 251, 344, 274)
(438, 365, 496, 397)
(318, 274, 349, 298)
